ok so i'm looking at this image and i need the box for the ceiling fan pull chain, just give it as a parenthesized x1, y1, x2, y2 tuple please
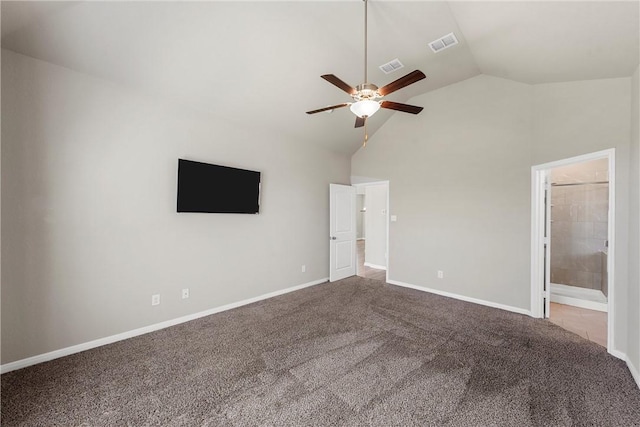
(363, 121, 368, 147)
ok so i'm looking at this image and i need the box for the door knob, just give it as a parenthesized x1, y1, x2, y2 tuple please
(331, 236, 337, 240)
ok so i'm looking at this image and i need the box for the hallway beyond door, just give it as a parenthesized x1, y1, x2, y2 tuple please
(357, 240, 386, 281)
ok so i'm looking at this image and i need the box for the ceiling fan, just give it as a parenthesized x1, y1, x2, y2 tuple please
(306, 0, 426, 144)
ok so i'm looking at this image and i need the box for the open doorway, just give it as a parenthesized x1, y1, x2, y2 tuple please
(548, 158, 609, 347)
(531, 149, 615, 351)
(354, 182, 388, 282)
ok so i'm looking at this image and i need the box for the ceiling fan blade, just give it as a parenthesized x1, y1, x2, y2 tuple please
(321, 74, 357, 95)
(378, 70, 426, 96)
(380, 101, 423, 114)
(355, 116, 366, 128)
(306, 103, 350, 115)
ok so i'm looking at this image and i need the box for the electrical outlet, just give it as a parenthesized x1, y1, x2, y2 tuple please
(437, 270, 444, 279)
(182, 288, 189, 299)
(151, 294, 160, 306)
(301, 265, 306, 273)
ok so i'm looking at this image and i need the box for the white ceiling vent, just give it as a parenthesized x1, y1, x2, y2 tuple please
(429, 32, 459, 53)
(379, 58, 404, 74)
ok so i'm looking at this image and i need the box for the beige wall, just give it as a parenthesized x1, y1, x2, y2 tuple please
(364, 184, 387, 269)
(356, 194, 365, 240)
(352, 74, 633, 356)
(352, 74, 533, 310)
(1, 50, 351, 364)
(629, 65, 640, 377)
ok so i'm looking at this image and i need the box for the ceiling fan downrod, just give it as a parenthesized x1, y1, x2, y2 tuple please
(363, 0, 368, 84)
(362, 0, 369, 146)
(305, 0, 427, 140)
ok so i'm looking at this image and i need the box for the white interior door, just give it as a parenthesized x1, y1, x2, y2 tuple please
(329, 184, 356, 282)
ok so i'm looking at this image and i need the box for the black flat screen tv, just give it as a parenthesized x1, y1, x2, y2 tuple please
(177, 159, 261, 214)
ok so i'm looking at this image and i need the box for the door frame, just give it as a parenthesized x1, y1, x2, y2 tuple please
(530, 148, 615, 353)
(352, 181, 390, 282)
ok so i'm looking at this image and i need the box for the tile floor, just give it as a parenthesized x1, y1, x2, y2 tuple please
(549, 302, 607, 347)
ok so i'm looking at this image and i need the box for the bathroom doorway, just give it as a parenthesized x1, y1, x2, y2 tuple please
(531, 149, 615, 351)
(547, 158, 609, 347)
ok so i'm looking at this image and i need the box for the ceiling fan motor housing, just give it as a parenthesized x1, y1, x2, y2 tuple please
(353, 83, 380, 101)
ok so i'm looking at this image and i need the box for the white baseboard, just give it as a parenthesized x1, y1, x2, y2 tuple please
(387, 279, 531, 316)
(550, 294, 608, 312)
(364, 262, 387, 270)
(610, 349, 626, 360)
(0, 277, 329, 374)
(626, 355, 640, 389)
(551, 283, 607, 301)
(550, 283, 607, 312)
(613, 349, 640, 389)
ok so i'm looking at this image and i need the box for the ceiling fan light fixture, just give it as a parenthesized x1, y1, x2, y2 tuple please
(350, 100, 380, 118)
(306, 0, 426, 137)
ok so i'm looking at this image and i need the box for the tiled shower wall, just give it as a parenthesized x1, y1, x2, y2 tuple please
(549, 158, 609, 295)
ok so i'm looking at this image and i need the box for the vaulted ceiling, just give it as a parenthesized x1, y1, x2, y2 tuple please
(2, 1, 638, 155)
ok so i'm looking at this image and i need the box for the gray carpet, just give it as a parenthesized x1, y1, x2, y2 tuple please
(2, 276, 640, 426)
